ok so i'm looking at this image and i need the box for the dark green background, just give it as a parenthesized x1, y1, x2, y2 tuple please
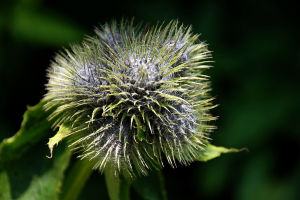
(0, 0, 299, 199)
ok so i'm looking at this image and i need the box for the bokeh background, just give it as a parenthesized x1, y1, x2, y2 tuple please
(0, 0, 299, 199)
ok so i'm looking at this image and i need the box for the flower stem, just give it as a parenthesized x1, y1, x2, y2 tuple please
(104, 167, 131, 200)
(60, 158, 94, 200)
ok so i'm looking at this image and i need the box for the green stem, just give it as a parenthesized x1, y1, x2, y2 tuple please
(60, 158, 94, 200)
(104, 168, 131, 200)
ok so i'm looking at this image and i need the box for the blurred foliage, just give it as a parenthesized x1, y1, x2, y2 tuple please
(0, 0, 299, 199)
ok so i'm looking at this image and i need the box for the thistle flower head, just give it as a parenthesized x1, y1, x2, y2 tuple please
(44, 20, 215, 177)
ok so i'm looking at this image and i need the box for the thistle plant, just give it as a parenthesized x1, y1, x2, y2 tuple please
(44, 20, 216, 177)
(0, 19, 242, 200)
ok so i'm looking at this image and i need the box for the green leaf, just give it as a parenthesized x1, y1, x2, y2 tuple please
(132, 170, 167, 200)
(0, 100, 54, 163)
(0, 142, 71, 200)
(0, 100, 72, 200)
(197, 143, 244, 162)
(47, 124, 71, 158)
(104, 168, 131, 200)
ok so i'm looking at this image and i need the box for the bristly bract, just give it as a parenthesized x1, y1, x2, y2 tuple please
(44, 19, 216, 177)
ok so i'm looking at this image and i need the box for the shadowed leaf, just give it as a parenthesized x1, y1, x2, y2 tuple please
(0, 101, 71, 200)
(0, 101, 54, 162)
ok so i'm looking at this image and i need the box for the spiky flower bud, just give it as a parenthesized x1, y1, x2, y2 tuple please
(44, 20, 215, 177)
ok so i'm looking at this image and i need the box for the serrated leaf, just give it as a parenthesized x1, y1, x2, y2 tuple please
(132, 170, 167, 200)
(47, 124, 71, 158)
(197, 143, 243, 162)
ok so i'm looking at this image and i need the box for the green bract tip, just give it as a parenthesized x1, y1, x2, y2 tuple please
(44, 20, 216, 177)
